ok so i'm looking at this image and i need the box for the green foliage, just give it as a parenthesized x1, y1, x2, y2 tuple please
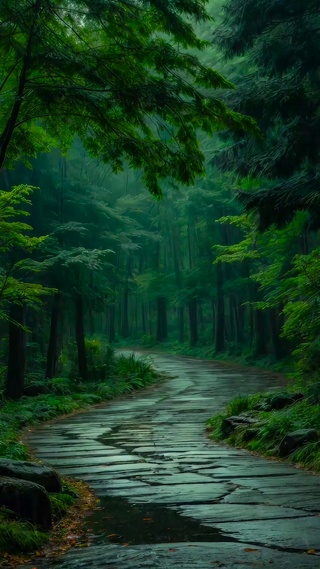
(50, 493, 76, 522)
(0, 510, 48, 553)
(140, 334, 156, 347)
(208, 394, 320, 471)
(0, 0, 257, 194)
(59, 339, 115, 382)
(114, 353, 156, 388)
(225, 394, 253, 416)
(0, 185, 50, 320)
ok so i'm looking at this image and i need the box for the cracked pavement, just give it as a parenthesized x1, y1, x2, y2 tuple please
(21, 352, 320, 568)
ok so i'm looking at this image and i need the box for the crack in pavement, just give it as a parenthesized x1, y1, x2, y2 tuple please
(20, 351, 320, 568)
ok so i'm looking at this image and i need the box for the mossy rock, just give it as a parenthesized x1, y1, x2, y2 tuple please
(279, 429, 319, 457)
(0, 458, 62, 493)
(0, 476, 52, 530)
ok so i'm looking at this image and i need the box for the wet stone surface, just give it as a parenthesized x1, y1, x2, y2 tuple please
(21, 352, 320, 568)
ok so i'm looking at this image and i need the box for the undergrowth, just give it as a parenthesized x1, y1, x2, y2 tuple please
(207, 389, 320, 471)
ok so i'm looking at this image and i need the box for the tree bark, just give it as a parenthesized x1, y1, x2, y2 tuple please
(178, 306, 185, 344)
(5, 304, 26, 399)
(253, 308, 268, 357)
(215, 261, 225, 353)
(156, 296, 167, 341)
(0, 0, 41, 167)
(269, 307, 283, 360)
(121, 284, 130, 337)
(75, 292, 88, 381)
(108, 305, 116, 343)
(46, 293, 61, 379)
(188, 297, 198, 347)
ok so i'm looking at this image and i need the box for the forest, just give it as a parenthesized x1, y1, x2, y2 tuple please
(1, 0, 320, 561)
(0, 0, 318, 396)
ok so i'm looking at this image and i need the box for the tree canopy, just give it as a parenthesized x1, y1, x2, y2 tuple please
(0, 0, 256, 195)
(216, 0, 320, 227)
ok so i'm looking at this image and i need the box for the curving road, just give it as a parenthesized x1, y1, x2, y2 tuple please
(22, 352, 320, 568)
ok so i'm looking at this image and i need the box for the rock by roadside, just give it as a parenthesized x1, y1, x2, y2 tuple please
(279, 428, 319, 457)
(0, 458, 62, 493)
(0, 476, 52, 529)
(221, 415, 261, 438)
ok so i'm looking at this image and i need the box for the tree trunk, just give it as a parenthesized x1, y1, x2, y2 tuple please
(156, 296, 167, 341)
(46, 293, 61, 379)
(142, 303, 147, 336)
(178, 306, 185, 344)
(269, 307, 283, 360)
(215, 261, 225, 353)
(188, 297, 198, 347)
(121, 284, 130, 337)
(5, 304, 26, 399)
(233, 298, 245, 346)
(75, 292, 88, 381)
(0, 0, 42, 167)
(108, 305, 116, 343)
(253, 308, 268, 357)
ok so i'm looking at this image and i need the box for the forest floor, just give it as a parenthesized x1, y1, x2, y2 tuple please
(18, 351, 320, 568)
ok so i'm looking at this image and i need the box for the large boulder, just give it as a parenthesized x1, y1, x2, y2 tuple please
(0, 458, 62, 493)
(279, 429, 319, 457)
(221, 415, 259, 438)
(0, 476, 52, 529)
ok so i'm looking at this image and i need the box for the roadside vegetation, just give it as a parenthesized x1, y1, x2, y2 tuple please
(207, 385, 320, 472)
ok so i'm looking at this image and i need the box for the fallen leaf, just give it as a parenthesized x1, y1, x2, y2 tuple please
(244, 548, 260, 552)
(307, 549, 316, 555)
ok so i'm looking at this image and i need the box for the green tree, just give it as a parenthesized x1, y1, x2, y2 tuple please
(0, 0, 255, 192)
(0, 184, 49, 399)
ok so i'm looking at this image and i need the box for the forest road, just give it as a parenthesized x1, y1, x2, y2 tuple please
(21, 352, 320, 568)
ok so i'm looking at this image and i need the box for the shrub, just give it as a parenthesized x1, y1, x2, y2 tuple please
(50, 493, 76, 521)
(114, 353, 155, 385)
(59, 338, 115, 381)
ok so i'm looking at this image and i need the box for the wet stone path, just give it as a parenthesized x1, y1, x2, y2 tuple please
(22, 353, 320, 568)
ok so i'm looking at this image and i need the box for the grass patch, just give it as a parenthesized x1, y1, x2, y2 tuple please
(50, 493, 76, 521)
(0, 508, 48, 553)
(207, 391, 320, 471)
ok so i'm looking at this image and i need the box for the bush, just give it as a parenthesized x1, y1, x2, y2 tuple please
(114, 353, 155, 386)
(140, 334, 155, 347)
(59, 338, 115, 381)
(50, 493, 76, 521)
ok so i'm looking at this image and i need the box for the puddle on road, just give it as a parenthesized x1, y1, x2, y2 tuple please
(85, 495, 236, 546)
